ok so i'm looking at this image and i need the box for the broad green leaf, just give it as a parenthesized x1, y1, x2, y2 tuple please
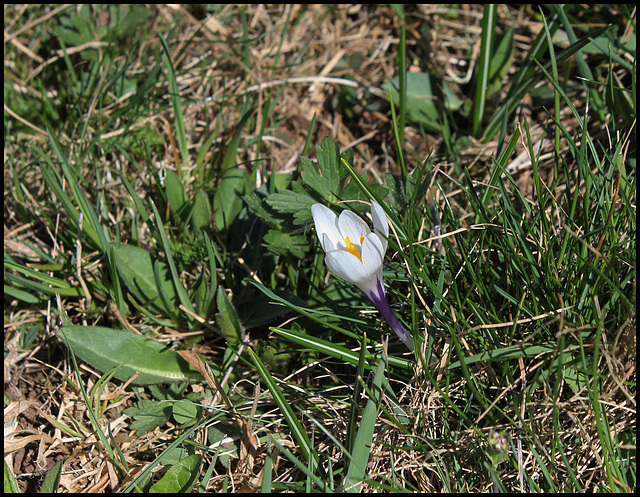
(207, 422, 241, 469)
(172, 399, 203, 426)
(112, 243, 178, 316)
(486, 27, 515, 98)
(149, 454, 202, 493)
(4, 459, 20, 493)
(191, 189, 211, 234)
(165, 169, 186, 221)
(59, 326, 204, 384)
(213, 168, 250, 231)
(216, 287, 244, 347)
(213, 105, 254, 232)
(40, 461, 62, 494)
(384, 72, 459, 132)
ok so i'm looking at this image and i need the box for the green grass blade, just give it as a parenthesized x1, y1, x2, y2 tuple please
(473, 4, 498, 137)
(248, 348, 320, 475)
(346, 335, 368, 457)
(149, 200, 196, 316)
(388, 89, 407, 180)
(260, 441, 274, 492)
(343, 356, 387, 492)
(271, 327, 412, 371)
(159, 34, 189, 175)
(42, 129, 110, 253)
(482, 24, 610, 142)
(61, 333, 128, 478)
(552, 5, 607, 121)
(397, 23, 407, 149)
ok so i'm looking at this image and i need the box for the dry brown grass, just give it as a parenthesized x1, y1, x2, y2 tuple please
(4, 4, 635, 492)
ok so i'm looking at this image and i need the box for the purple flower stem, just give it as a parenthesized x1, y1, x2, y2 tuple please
(366, 278, 415, 352)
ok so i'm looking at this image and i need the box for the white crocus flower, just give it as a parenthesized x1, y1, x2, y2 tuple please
(311, 201, 414, 351)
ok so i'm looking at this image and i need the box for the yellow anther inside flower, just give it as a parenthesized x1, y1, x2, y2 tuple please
(345, 236, 365, 262)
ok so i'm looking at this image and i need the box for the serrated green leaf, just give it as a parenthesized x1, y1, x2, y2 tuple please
(244, 191, 284, 229)
(59, 326, 204, 384)
(301, 137, 349, 202)
(112, 243, 178, 316)
(149, 454, 202, 493)
(300, 156, 330, 199)
(263, 230, 309, 258)
(124, 399, 172, 434)
(266, 186, 316, 225)
(316, 137, 346, 197)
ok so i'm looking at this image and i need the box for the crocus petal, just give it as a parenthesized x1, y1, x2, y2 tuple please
(370, 201, 389, 253)
(321, 233, 337, 252)
(311, 204, 342, 253)
(361, 232, 385, 272)
(337, 210, 370, 247)
(325, 250, 378, 293)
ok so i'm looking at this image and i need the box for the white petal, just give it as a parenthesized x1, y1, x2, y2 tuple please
(311, 204, 342, 253)
(361, 233, 385, 272)
(337, 210, 370, 245)
(325, 250, 378, 293)
(370, 201, 389, 253)
(322, 233, 336, 252)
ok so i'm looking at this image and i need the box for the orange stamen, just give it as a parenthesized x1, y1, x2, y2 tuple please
(345, 236, 365, 262)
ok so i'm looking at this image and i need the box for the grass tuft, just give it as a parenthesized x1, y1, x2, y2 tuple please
(4, 4, 635, 492)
